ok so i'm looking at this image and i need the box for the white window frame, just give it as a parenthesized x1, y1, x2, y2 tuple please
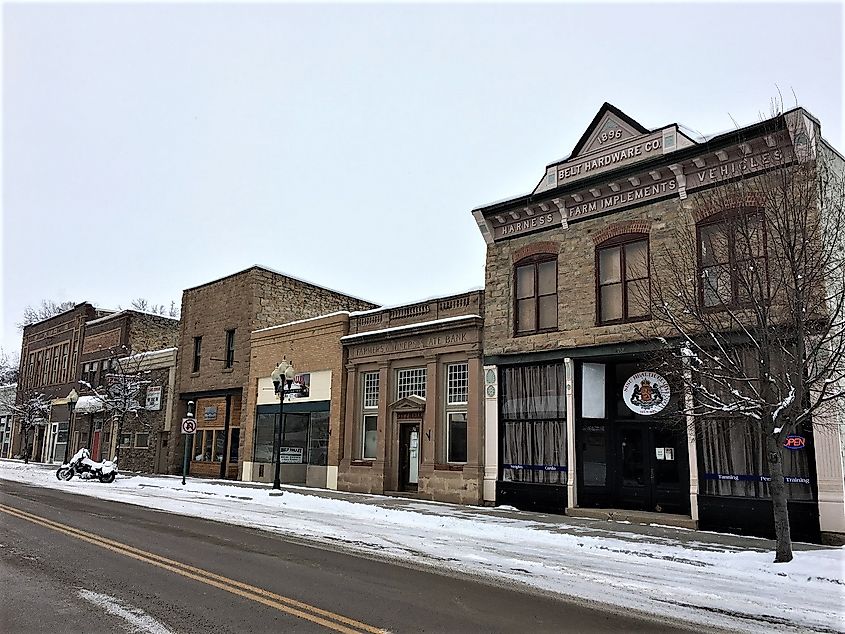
(362, 414, 378, 460)
(396, 367, 427, 400)
(360, 372, 379, 460)
(134, 432, 150, 449)
(118, 433, 132, 448)
(446, 412, 468, 464)
(445, 362, 469, 464)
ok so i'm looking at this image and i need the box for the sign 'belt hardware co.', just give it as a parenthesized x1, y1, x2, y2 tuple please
(555, 130, 672, 186)
(482, 130, 795, 240)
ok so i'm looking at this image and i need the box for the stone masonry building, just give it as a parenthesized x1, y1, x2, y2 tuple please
(339, 291, 485, 504)
(473, 103, 845, 543)
(169, 266, 377, 479)
(72, 309, 180, 469)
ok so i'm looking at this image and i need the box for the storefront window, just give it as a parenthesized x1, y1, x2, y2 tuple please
(253, 413, 278, 463)
(698, 420, 813, 500)
(229, 428, 240, 463)
(500, 363, 567, 484)
(253, 411, 330, 465)
(308, 412, 329, 466)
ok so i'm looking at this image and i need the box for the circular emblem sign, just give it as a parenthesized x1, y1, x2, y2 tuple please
(623, 371, 670, 416)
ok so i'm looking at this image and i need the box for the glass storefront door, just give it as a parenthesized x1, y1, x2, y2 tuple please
(577, 359, 690, 515)
(399, 423, 420, 492)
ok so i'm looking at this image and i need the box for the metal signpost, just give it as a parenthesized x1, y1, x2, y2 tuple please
(181, 401, 196, 485)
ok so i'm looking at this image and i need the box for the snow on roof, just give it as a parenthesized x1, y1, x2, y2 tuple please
(349, 287, 484, 317)
(340, 315, 482, 341)
(86, 309, 178, 327)
(75, 395, 105, 414)
(253, 311, 352, 335)
(123, 347, 178, 360)
(472, 191, 534, 211)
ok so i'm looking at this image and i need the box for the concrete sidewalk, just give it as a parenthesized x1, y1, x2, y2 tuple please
(9, 458, 827, 554)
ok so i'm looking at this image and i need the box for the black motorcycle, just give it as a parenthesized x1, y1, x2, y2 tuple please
(56, 448, 118, 484)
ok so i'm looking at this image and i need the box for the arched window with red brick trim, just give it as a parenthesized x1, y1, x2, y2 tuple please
(596, 233, 650, 325)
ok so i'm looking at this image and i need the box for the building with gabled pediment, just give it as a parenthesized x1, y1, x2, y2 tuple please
(473, 103, 845, 543)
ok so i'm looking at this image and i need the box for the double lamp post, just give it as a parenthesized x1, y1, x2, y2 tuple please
(270, 358, 295, 490)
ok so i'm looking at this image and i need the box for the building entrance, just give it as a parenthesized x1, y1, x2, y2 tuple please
(398, 423, 420, 492)
(576, 359, 690, 515)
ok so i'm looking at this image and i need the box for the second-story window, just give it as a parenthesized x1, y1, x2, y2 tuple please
(224, 329, 235, 369)
(514, 256, 558, 335)
(597, 235, 650, 324)
(698, 209, 766, 309)
(192, 336, 202, 373)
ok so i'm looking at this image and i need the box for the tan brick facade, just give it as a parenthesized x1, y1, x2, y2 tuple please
(169, 266, 376, 477)
(243, 313, 350, 486)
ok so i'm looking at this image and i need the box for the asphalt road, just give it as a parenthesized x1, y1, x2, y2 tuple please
(0, 480, 692, 634)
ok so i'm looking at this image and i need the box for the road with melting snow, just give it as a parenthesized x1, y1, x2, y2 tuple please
(0, 480, 692, 633)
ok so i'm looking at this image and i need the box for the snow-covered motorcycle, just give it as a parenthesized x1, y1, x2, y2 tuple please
(56, 448, 118, 483)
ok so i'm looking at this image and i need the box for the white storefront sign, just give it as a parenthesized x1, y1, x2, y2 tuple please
(146, 386, 162, 411)
(279, 447, 304, 464)
(622, 371, 670, 416)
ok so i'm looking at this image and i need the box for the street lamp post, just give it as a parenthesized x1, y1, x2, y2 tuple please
(64, 388, 79, 464)
(270, 359, 295, 490)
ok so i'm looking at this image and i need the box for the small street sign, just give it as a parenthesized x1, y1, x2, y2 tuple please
(181, 418, 197, 435)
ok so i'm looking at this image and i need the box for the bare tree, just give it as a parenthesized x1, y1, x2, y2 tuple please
(0, 388, 50, 464)
(17, 299, 75, 330)
(0, 348, 20, 385)
(129, 298, 180, 319)
(79, 345, 151, 465)
(651, 111, 845, 562)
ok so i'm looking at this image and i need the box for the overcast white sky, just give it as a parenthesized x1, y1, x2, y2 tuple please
(3, 1, 843, 354)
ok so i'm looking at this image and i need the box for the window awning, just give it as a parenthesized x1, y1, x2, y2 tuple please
(75, 396, 105, 414)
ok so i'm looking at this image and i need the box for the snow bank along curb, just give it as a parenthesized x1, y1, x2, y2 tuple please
(1, 461, 842, 634)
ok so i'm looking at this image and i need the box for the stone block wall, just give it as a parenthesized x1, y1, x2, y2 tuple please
(128, 313, 179, 352)
(117, 365, 172, 474)
(250, 269, 377, 332)
(484, 196, 686, 356)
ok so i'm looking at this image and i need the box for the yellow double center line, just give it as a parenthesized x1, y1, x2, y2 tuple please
(0, 503, 386, 634)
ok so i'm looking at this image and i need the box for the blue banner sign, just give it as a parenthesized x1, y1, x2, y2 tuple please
(702, 473, 810, 485)
(503, 463, 567, 472)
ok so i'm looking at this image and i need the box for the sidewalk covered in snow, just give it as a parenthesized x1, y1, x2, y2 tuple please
(1, 460, 842, 633)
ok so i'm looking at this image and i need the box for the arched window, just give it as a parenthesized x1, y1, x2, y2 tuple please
(514, 255, 558, 335)
(596, 234, 650, 325)
(697, 208, 766, 309)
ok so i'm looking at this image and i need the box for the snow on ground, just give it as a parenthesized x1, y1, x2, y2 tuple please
(2, 461, 843, 633)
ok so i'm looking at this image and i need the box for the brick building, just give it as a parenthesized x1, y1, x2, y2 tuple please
(169, 266, 376, 480)
(242, 312, 350, 487)
(472, 103, 845, 543)
(339, 291, 485, 504)
(14, 302, 107, 462)
(69, 309, 179, 469)
(0, 383, 16, 458)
